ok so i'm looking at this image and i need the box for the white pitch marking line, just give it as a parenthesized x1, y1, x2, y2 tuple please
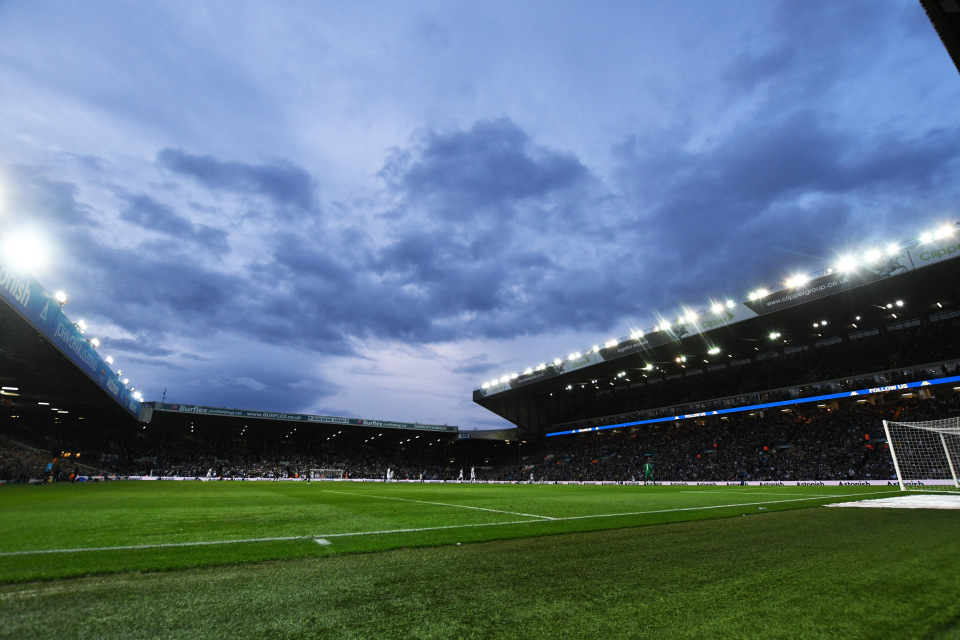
(0, 490, 895, 558)
(321, 488, 557, 520)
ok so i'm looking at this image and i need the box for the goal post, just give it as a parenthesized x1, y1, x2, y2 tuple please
(309, 468, 345, 480)
(883, 417, 960, 492)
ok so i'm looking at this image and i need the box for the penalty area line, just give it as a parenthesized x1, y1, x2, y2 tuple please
(0, 491, 891, 558)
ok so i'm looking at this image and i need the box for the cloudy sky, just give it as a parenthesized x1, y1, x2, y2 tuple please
(1, 1, 958, 430)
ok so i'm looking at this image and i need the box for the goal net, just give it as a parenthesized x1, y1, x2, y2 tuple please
(883, 417, 960, 493)
(309, 468, 345, 480)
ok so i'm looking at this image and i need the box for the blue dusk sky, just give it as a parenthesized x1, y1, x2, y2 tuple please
(1, 1, 958, 430)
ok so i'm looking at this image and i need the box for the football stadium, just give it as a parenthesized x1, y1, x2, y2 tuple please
(3, 3, 960, 640)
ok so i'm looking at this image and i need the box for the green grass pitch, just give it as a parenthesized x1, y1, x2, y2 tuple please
(1, 482, 959, 639)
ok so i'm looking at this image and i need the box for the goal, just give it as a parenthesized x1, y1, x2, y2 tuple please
(883, 417, 960, 492)
(309, 468, 345, 480)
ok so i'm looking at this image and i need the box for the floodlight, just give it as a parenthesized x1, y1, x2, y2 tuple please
(54, 291, 68, 306)
(786, 274, 808, 288)
(553, 358, 562, 366)
(836, 255, 857, 272)
(711, 303, 724, 314)
(936, 225, 954, 239)
(105, 356, 113, 365)
(76, 319, 87, 333)
(896, 300, 903, 307)
(644, 364, 654, 370)
(1, 230, 47, 272)
(863, 249, 881, 264)
(726, 300, 736, 309)
(886, 243, 900, 256)
(708, 347, 720, 355)
(481, 383, 490, 389)
(523, 368, 532, 375)
(89, 338, 100, 348)
(592, 345, 600, 353)
(605, 339, 617, 348)
(769, 332, 781, 339)
(569, 352, 580, 361)
(920, 231, 934, 243)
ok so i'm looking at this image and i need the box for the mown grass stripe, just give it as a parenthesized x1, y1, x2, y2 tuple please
(0, 490, 884, 557)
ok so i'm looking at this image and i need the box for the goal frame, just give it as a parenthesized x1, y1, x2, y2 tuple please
(309, 468, 345, 480)
(883, 418, 960, 492)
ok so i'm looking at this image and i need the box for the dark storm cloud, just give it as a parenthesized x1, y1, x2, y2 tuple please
(2, 164, 92, 227)
(721, 1, 895, 97)
(200, 369, 342, 414)
(220, 119, 597, 350)
(119, 193, 229, 253)
(612, 112, 960, 302)
(157, 148, 317, 212)
(381, 117, 589, 218)
(451, 355, 497, 377)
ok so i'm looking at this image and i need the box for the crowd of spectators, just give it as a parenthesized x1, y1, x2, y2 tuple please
(4, 391, 959, 484)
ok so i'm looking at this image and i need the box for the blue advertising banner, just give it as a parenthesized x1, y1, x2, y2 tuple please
(0, 261, 143, 420)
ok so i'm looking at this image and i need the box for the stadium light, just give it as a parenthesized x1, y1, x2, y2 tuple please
(553, 358, 562, 366)
(769, 332, 781, 340)
(726, 300, 736, 309)
(105, 356, 113, 365)
(936, 224, 954, 239)
(711, 303, 724, 314)
(1, 230, 47, 272)
(54, 291, 68, 307)
(630, 330, 644, 340)
(76, 319, 87, 333)
(920, 231, 934, 244)
(605, 339, 617, 348)
(707, 347, 720, 355)
(569, 352, 580, 361)
(658, 321, 671, 332)
(836, 255, 857, 272)
(863, 249, 881, 264)
(886, 243, 900, 256)
(89, 338, 100, 348)
(592, 345, 600, 353)
(785, 274, 808, 288)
